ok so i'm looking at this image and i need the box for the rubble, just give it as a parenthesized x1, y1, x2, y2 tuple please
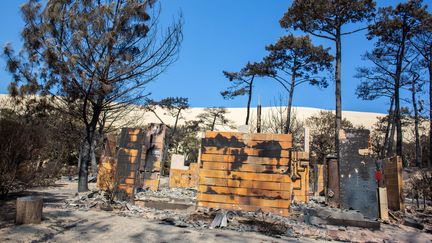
(60, 186, 432, 243)
(63, 189, 145, 216)
(403, 217, 424, 230)
(135, 187, 197, 203)
(60, 129, 432, 242)
(62, 188, 195, 221)
(304, 205, 380, 230)
(209, 212, 229, 228)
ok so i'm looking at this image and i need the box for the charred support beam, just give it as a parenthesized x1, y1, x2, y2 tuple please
(326, 155, 340, 208)
(384, 156, 404, 211)
(256, 102, 262, 133)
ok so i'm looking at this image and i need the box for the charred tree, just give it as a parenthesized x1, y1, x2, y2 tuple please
(367, 0, 429, 157)
(4, 0, 182, 191)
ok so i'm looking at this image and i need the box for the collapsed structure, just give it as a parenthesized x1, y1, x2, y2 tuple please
(97, 124, 404, 221)
(98, 124, 167, 200)
(98, 126, 310, 216)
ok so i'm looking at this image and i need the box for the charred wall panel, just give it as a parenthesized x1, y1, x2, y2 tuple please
(169, 163, 200, 188)
(138, 124, 167, 191)
(97, 134, 118, 191)
(339, 129, 377, 219)
(112, 124, 167, 201)
(291, 152, 310, 203)
(197, 131, 308, 217)
(114, 128, 143, 201)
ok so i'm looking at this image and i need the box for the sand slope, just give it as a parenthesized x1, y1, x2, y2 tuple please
(0, 94, 384, 131)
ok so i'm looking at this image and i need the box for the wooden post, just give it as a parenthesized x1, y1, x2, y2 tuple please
(384, 156, 404, 211)
(377, 187, 389, 220)
(256, 97, 262, 133)
(326, 155, 340, 208)
(16, 196, 43, 224)
(315, 164, 324, 196)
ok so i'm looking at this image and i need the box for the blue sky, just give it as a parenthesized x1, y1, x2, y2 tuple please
(0, 0, 431, 113)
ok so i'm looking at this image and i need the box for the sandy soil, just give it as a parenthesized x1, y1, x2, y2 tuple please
(0, 183, 320, 243)
(1, 182, 431, 243)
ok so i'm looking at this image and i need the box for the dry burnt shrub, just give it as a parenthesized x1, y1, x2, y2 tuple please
(0, 103, 82, 197)
(0, 109, 45, 196)
(407, 170, 432, 209)
(39, 111, 82, 181)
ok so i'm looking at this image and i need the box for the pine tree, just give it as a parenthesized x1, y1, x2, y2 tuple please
(280, 0, 375, 163)
(265, 34, 333, 133)
(4, 0, 182, 191)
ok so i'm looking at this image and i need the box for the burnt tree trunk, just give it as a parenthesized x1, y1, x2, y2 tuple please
(387, 116, 396, 157)
(284, 65, 296, 134)
(91, 139, 98, 176)
(335, 31, 342, 169)
(429, 45, 432, 168)
(411, 76, 422, 167)
(245, 75, 255, 125)
(173, 110, 181, 135)
(395, 82, 402, 157)
(163, 109, 183, 176)
(78, 137, 92, 192)
(78, 99, 103, 192)
(211, 115, 217, 131)
(382, 97, 394, 159)
(394, 27, 407, 157)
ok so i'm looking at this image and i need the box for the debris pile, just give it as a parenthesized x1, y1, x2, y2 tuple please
(63, 189, 143, 215)
(135, 187, 197, 203)
(388, 205, 432, 232)
(304, 205, 380, 230)
(60, 186, 432, 242)
(62, 188, 194, 220)
(177, 208, 366, 241)
(59, 129, 430, 242)
(179, 207, 429, 242)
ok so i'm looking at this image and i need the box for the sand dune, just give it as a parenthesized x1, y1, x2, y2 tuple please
(0, 94, 384, 131)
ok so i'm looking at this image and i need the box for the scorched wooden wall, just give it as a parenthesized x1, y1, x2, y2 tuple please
(197, 131, 293, 216)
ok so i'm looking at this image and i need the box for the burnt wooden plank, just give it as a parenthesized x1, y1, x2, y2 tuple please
(202, 147, 290, 158)
(202, 162, 289, 174)
(119, 128, 143, 149)
(197, 193, 290, 208)
(118, 148, 139, 157)
(198, 185, 291, 199)
(200, 170, 290, 183)
(200, 154, 290, 165)
(326, 217, 380, 230)
(200, 177, 291, 191)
